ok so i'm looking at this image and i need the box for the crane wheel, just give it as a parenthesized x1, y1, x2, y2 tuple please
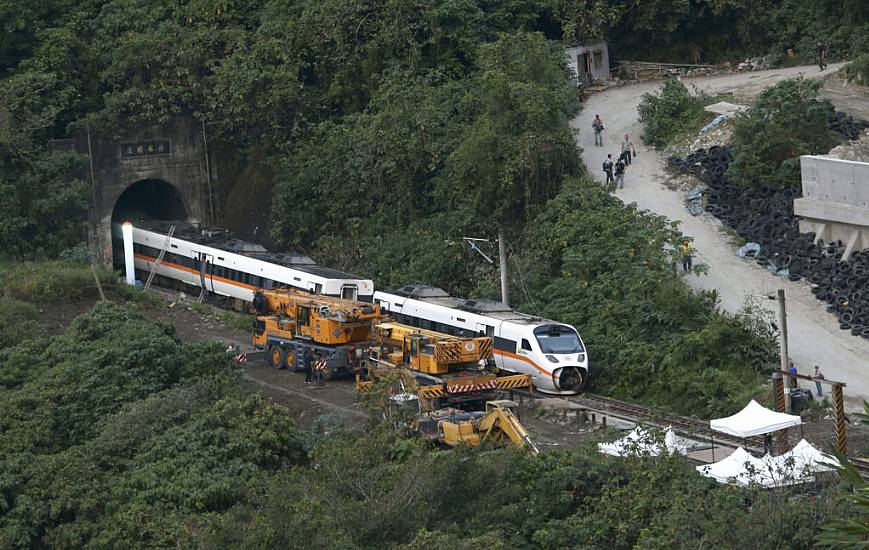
(269, 345, 286, 370)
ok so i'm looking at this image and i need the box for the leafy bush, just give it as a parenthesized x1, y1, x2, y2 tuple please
(0, 297, 40, 349)
(0, 261, 111, 303)
(843, 53, 869, 85)
(727, 78, 840, 190)
(204, 427, 843, 549)
(0, 302, 307, 548)
(638, 80, 710, 148)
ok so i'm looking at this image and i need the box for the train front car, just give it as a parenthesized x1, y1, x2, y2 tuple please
(374, 286, 589, 395)
(514, 323, 587, 394)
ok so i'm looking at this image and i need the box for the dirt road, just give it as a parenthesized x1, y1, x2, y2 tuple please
(573, 64, 869, 409)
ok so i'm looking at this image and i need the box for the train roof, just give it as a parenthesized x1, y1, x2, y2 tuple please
(131, 219, 371, 281)
(386, 284, 547, 324)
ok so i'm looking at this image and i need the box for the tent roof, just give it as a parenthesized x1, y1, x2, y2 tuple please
(696, 447, 764, 485)
(710, 400, 801, 437)
(696, 439, 840, 488)
(598, 426, 687, 457)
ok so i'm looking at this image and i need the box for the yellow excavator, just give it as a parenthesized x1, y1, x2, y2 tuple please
(356, 322, 532, 410)
(252, 288, 386, 377)
(412, 400, 539, 454)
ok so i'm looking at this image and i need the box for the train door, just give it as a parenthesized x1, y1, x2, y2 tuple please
(475, 323, 494, 337)
(197, 252, 214, 292)
(341, 284, 357, 300)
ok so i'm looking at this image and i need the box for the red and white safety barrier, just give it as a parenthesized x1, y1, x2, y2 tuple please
(447, 379, 497, 394)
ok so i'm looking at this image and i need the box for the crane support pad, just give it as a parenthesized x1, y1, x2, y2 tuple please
(495, 375, 533, 390)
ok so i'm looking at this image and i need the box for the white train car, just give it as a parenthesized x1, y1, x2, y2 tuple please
(374, 285, 587, 394)
(117, 222, 374, 303)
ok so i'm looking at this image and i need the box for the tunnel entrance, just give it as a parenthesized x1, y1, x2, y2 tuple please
(111, 179, 189, 268)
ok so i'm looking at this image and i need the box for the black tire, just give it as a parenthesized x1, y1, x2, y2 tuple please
(268, 345, 287, 370)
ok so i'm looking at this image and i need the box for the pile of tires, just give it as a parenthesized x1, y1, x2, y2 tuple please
(670, 111, 869, 341)
(823, 104, 869, 141)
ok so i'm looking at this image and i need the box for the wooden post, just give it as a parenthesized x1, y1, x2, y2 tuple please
(831, 384, 847, 455)
(772, 371, 789, 452)
(777, 289, 790, 384)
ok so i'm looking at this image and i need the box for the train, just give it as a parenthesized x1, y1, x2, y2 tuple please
(115, 221, 587, 393)
(373, 285, 587, 394)
(113, 221, 374, 303)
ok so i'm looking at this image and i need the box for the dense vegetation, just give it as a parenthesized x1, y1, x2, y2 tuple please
(727, 78, 841, 190)
(0, 302, 851, 548)
(638, 80, 711, 148)
(0, 303, 307, 547)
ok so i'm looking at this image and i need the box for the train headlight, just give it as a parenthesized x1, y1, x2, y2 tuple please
(577, 353, 585, 363)
(546, 354, 559, 363)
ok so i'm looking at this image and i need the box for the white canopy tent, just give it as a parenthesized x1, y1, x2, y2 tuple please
(696, 439, 840, 488)
(709, 400, 802, 438)
(598, 426, 687, 457)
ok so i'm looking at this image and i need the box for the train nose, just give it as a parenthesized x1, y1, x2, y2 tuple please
(555, 367, 584, 391)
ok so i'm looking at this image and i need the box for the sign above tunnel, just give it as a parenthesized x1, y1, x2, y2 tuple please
(120, 139, 171, 159)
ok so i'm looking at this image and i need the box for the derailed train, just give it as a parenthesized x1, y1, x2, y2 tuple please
(115, 221, 588, 394)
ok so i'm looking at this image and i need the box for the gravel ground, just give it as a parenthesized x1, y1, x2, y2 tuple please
(573, 63, 869, 411)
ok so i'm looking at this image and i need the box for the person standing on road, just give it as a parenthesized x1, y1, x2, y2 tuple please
(816, 41, 827, 71)
(303, 347, 313, 384)
(603, 154, 614, 188)
(614, 157, 626, 189)
(621, 133, 636, 165)
(680, 239, 693, 272)
(592, 114, 604, 146)
(813, 365, 825, 397)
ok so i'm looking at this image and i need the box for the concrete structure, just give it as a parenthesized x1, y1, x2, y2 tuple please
(73, 117, 217, 266)
(795, 155, 869, 260)
(565, 41, 610, 87)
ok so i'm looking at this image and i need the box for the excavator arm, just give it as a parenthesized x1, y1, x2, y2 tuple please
(477, 402, 539, 455)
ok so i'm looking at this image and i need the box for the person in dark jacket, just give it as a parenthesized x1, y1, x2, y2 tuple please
(614, 157, 626, 189)
(816, 41, 827, 71)
(603, 154, 614, 188)
(303, 348, 313, 384)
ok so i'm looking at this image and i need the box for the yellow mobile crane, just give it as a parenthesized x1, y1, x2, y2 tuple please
(357, 322, 531, 409)
(252, 289, 386, 377)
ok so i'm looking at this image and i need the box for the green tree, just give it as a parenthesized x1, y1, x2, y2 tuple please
(727, 78, 839, 189)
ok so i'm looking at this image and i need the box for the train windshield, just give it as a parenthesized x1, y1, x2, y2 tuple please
(533, 325, 584, 354)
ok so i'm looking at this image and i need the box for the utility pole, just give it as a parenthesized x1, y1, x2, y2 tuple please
(463, 232, 510, 307)
(498, 228, 509, 307)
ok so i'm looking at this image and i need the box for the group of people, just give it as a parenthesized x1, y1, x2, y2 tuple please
(595, 115, 637, 191)
(788, 362, 827, 399)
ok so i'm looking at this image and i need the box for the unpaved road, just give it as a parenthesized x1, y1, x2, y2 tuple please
(573, 64, 869, 410)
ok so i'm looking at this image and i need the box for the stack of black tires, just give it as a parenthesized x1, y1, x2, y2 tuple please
(668, 112, 869, 340)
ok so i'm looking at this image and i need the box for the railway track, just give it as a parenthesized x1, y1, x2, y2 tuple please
(515, 389, 869, 474)
(572, 392, 765, 452)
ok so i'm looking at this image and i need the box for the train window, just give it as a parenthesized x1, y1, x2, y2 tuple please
(521, 339, 532, 351)
(170, 244, 178, 249)
(314, 283, 323, 294)
(494, 336, 516, 353)
(218, 257, 224, 261)
(294, 277, 301, 282)
(456, 317, 465, 323)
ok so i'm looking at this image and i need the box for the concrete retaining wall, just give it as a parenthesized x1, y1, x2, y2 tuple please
(794, 155, 869, 259)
